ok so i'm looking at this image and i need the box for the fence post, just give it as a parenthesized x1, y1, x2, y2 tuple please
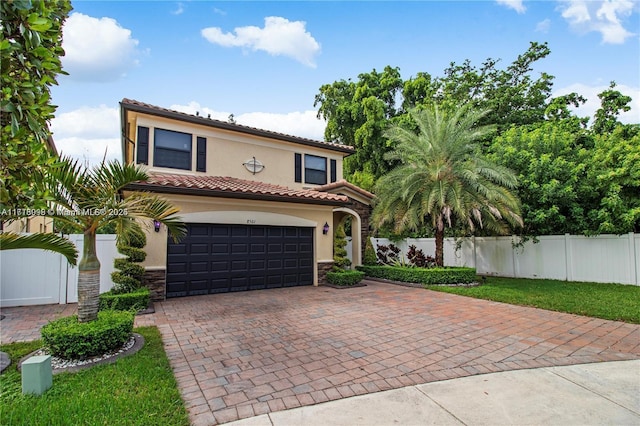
(629, 232, 637, 286)
(564, 234, 573, 282)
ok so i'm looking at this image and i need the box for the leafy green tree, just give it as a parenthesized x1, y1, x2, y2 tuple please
(592, 81, 632, 135)
(373, 106, 522, 266)
(315, 43, 555, 188)
(0, 0, 76, 263)
(489, 84, 637, 236)
(315, 66, 403, 189)
(488, 121, 594, 235)
(403, 42, 554, 130)
(47, 158, 185, 322)
(587, 126, 640, 233)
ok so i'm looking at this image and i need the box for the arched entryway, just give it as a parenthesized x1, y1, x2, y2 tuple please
(333, 207, 362, 267)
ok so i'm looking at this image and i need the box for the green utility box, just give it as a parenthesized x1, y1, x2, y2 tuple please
(22, 355, 52, 395)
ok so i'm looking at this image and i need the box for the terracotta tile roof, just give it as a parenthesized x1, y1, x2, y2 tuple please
(121, 98, 355, 154)
(126, 174, 350, 206)
(315, 179, 375, 201)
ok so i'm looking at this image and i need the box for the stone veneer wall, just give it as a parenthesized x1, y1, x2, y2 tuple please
(317, 261, 334, 285)
(344, 198, 372, 262)
(142, 269, 166, 301)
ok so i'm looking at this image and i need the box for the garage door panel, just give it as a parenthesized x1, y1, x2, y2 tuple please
(250, 259, 265, 270)
(212, 226, 229, 236)
(232, 244, 248, 254)
(190, 243, 209, 253)
(299, 243, 312, 253)
(232, 260, 248, 271)
(284, 243, 298, 253)
(212, 243, 230, 254)
(250, 244, 266, 254)
(300, 258, 313, 268)
(268, 244, 282, 253)
(211, 260, 229, 271)
(249, 276, 266, 290)
(167, 224, 314, 297)
(231, 227, 248, 237)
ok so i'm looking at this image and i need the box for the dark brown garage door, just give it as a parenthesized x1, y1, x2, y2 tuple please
(166, 224, 314, 297)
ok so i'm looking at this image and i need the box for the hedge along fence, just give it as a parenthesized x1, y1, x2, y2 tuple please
(357, 265, 477, 285)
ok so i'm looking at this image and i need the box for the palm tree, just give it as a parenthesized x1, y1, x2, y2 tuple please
(48, 158, 185, 322)
(0, 232, 78, 265)
(373, 105, 523, 266)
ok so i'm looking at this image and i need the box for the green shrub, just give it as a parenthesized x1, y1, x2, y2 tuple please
(364, 238, 377, 265)
(327, 270, 365, 286)
(111, 225, 147, 293)
(333, 222, 352, 269)
(99, 287, 150, 312)
(41, 310, 134, 360)
(356, 265, 476, 285)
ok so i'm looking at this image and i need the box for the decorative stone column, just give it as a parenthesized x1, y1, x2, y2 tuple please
(317, 260, 335, 285)
(142, 269, 166, 301)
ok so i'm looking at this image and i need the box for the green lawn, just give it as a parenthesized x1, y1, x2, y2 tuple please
(0, 326, 189, 426)
(425, 276, 640, 324)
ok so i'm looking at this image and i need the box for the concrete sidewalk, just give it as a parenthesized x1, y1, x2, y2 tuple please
(225, 360, 640, 426)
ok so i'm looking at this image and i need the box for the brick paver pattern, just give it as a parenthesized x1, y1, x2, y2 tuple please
(2, 281, 639, 425)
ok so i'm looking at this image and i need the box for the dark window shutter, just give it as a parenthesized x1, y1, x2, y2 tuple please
(136, 126, 149, 165)
(330, 159, 337, 183)
(196, 137, 206, 172)
(294, 153, 302, 183)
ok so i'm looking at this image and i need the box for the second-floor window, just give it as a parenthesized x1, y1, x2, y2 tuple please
(304, 154, 327, 185)
(154, 128, 192, 170)
(295, 154, 337, 185)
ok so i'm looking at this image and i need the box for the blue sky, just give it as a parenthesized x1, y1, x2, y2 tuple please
(49, 0, 640, 166)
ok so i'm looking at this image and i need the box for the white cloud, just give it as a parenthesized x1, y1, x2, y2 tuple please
(171, 2, 184, 15)
(536, 18, 551, 33)
(171, 102, 327, 140)
(557, 0, 637, 44)
(496, 0, 526, 13)
(201, 16, 321, 67)
(50, 105, 121, 167)
(62, 13, 141, 81)
(553, 82, 640, 124)
(239, 111, 326, 141)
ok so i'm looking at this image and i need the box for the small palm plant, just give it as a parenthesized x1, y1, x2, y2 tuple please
(47, 157, 185, 322)
(373, 105, 522, 266)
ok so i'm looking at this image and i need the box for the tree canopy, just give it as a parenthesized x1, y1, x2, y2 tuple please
(316, 42, 638, 236)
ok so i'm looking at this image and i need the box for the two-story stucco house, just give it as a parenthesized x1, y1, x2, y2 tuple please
(120, 99, 373, 300)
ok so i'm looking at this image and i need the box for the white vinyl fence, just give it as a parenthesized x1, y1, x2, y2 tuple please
(0, 234, 118, 307)
(372, 233, 639, 286)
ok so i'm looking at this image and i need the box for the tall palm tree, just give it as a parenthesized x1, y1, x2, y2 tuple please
(48, 158, 185, 322)
(373, 105, 523, 266)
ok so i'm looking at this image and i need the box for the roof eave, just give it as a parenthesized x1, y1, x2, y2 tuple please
(120, 101, 355, 155)
(124, 183, 350, 207)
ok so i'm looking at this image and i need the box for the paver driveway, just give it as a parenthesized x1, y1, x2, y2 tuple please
(2, 281, 639, 425)
(134, 281, 640, 425)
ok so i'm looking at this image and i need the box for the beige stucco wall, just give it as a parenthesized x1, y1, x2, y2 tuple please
(138, 193, 336, 285)
(127, 112, 345, 190)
